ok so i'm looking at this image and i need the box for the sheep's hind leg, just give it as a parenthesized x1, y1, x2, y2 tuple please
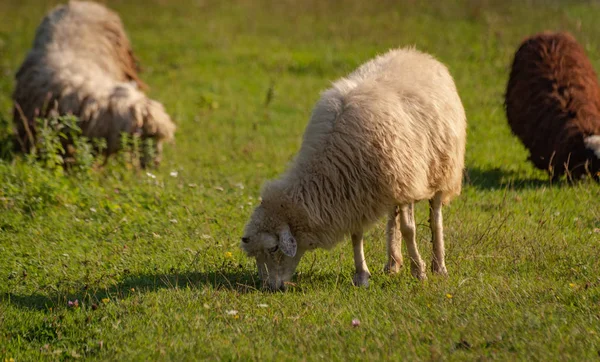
(351, 231, 371, 287)
(400, 203, 426, 280)
(384, 206, 403, 274)
(430, 192, 448, 276)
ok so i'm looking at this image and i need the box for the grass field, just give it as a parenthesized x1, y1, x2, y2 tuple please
(1, 0, 600, 360)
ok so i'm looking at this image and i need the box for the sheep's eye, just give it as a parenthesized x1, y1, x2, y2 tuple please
(268, 245, 279, 253)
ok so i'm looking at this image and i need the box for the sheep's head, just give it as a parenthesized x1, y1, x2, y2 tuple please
(241, 204, 303, 291)
(107, 85, 175, 167)
(137, 99, 175, 168)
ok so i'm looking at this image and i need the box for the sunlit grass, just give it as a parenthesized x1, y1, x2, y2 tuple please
(0, 0, 599, 360)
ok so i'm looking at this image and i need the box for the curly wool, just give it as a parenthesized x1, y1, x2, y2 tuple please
(505, 31, 600, 179)
(261, 47, 467, 249)
(12, 1, 175, 162)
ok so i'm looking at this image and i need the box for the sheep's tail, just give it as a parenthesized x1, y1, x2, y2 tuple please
(140, 97, 176, 142)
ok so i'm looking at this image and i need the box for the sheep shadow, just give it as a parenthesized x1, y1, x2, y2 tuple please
(3, 268, 376, 310)
(2, 270, 262, 311)
(465, 166, 552, 190)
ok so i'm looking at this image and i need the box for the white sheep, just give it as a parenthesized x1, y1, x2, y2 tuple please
(241, 47, 467, 291)
(12, 1, 175, 166)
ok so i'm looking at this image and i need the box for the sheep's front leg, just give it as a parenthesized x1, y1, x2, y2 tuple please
(351, 231, 371, 287)
(430, 192, 448, 276)
(400, 203, 426, 280)
(384, 206, 403, 274)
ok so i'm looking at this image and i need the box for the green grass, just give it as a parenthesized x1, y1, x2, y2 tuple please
(1, 0, 600, 360)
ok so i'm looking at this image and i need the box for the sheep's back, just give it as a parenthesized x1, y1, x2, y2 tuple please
(347, 65, 466, 203)
(505, 32, 600, 176)
(20, 1, 143, 89)
(297, 48, 466, 210)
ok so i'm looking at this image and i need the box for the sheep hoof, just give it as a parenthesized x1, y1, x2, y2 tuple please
(384, 261, 402, 274)
(432, 264, 448, 276)
(352, 272, 371, 287)
(413, 272, 427, 281)
(411, 263, 427, 280)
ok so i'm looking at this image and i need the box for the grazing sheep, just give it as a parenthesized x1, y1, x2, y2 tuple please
(241, 47, 467, 291)
(12, 1, 175, 166)
(505, 31, 600, 180)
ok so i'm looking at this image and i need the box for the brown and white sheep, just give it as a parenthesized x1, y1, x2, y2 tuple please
(12, 1, 175, 166)
(505, 31, 600, 180)
(241, 47, 467, 291)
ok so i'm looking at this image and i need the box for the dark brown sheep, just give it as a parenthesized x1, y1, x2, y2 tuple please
(505, 31, 600, 180)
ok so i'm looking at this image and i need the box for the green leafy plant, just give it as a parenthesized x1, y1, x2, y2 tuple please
(12, 115, 153, 176)
(116, 132, 158, 169)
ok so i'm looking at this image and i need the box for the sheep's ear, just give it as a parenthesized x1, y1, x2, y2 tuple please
(279, 225, 297, 257)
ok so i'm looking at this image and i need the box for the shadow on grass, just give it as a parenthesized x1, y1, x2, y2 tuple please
(2, 270, 262, 310)
(466, 166, 552, 190)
